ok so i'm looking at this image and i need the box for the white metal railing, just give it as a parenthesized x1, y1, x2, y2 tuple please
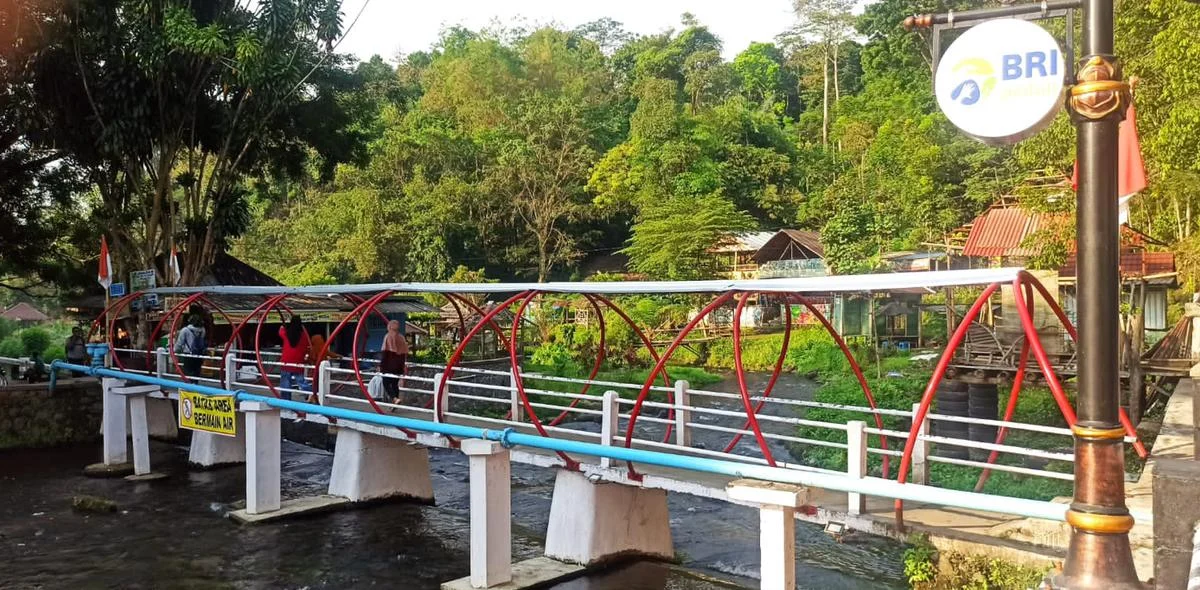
(104, 345, 1091, 506)
(0, 355, 32, 368)
(0, 356, 33, 383)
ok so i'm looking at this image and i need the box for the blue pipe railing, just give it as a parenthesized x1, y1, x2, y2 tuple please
(53, 360, 1070, 522)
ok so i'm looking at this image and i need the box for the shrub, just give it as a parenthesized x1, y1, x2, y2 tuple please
(903, 534, 938, 588)
(42, 343, 65, 364)
(0, 318, 17, 342)
(0, 335, 23, 358)
(705, 327, 862, 377)
(20, 328, 51, 357)
(415, 337, 452, 364)
(905, 532, 1050, 590)
(939, 552, 1049, 590)
(529, 342, 580, 375)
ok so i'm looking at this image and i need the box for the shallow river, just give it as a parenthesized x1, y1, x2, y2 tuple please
(0, 373, 907, 589)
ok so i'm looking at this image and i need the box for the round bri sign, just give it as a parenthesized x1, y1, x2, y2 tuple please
(935, 18, 1066, 144)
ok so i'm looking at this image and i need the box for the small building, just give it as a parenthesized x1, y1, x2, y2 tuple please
(754, 230, 827, 279)
(957, 202, 1175, 332)
(0, 303, 49, 325)
(943, 200, 1177, 369)
(710, 231, 776, 279)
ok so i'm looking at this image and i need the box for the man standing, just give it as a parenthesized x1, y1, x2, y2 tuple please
(64, 327, 88, 373)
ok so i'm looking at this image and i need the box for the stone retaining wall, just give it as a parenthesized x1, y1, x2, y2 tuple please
(0, 379, 102, 449)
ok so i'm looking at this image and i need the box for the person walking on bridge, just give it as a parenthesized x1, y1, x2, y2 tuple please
(380, 319, 408, 404)
(174, 314, 206, 378)
(279, 316, 309, 399)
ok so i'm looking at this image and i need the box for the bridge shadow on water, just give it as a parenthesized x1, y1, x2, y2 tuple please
(0, 415, 906, 589)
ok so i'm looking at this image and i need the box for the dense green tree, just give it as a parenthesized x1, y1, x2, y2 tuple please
(23, 0, 365, 284)
(0, 0, 92, 291)
(732, 43, 786, 111)
(9, 3, 1183, 292)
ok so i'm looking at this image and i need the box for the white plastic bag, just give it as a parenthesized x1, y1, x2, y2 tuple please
(237, 365, 260, 383)
(367, 374, 385, 400)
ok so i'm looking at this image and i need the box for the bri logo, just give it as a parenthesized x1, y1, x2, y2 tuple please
(949, 51, 1060, 107)
(949, 58, 995, 106)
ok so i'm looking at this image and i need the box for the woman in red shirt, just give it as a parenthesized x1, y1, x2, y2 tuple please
(278, 316, 309, 399)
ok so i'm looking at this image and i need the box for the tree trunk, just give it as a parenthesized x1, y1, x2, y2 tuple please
(1188, 199, 1193, 238)
(537, 235, 550, 283)
(833, 42, 841, 104)
(822, 45, 830, 147)
(1174, 195, 1184, 241)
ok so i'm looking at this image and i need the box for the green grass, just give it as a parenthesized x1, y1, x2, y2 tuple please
(705, 327, 868, 378)
(785, 341, 1079, 501)
(508, 359, 723, 423)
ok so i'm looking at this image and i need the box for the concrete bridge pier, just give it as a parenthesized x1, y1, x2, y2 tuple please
(90, 377, 163, 478)
(463, 440, 511, 588)
(726, 480, 809, 590)
(143, 397, 178, 440)
(444, 442, 585, 590)
(327, 428, 435, 502)
(243, 401, 281, 514)
(188, 416, 246, 467)
(99, 378, 128, 468)
(543, 469, 673, 565)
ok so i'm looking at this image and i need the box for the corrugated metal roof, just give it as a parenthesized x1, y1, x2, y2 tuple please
(752, 230, 825, 264)
(1060, 251, 1176, 279)
(961, 208, 1043, 257)
(711, 231, 777, 253)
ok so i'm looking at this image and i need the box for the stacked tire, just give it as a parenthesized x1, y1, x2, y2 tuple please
(933, 381, 969, 459)
(968, 383, 1000, 461)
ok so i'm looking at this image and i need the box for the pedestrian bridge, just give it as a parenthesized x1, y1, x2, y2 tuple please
(45, 268, 1159, 587)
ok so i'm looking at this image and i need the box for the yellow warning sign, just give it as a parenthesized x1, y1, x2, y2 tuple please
(178, 390, 237, 437)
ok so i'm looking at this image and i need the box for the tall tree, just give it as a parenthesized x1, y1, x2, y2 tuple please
(28, 0, 364, 284)
(787, 0, 855, 145)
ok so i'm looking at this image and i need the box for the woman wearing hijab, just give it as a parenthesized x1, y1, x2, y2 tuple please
(278, 316, 309, 399)
(380, 319, 409, 404)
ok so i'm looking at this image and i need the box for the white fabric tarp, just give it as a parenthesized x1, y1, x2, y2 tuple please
(147, 267, 1023, 296)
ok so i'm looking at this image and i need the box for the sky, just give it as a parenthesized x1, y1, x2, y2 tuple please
(334, 0, 801, 62)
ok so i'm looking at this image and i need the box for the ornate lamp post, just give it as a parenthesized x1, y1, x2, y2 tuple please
(1057, 0, 1140, 585)
(905, 1, 1141, 586)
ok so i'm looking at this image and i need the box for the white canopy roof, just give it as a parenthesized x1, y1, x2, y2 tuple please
(147, 267, 1022, 296)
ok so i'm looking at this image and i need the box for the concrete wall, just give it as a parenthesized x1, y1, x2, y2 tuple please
(0, 379, 102, 449)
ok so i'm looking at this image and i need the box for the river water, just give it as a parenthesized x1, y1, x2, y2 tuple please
(0, 372, 907, 589)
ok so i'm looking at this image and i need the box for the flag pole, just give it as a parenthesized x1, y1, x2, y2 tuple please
(98, 236, 113, 341)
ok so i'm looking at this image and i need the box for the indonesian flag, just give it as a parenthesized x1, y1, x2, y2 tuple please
(169, 247, 181, 286)
(1071, 101, 1148, 226)
(97, 236, 113, 289)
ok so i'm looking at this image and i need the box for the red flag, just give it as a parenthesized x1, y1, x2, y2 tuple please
(97, 236, 113, 289)
(1070, 102, 1147, 224)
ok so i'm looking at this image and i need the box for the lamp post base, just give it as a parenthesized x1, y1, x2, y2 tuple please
(1046, 531, 1145, 589)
